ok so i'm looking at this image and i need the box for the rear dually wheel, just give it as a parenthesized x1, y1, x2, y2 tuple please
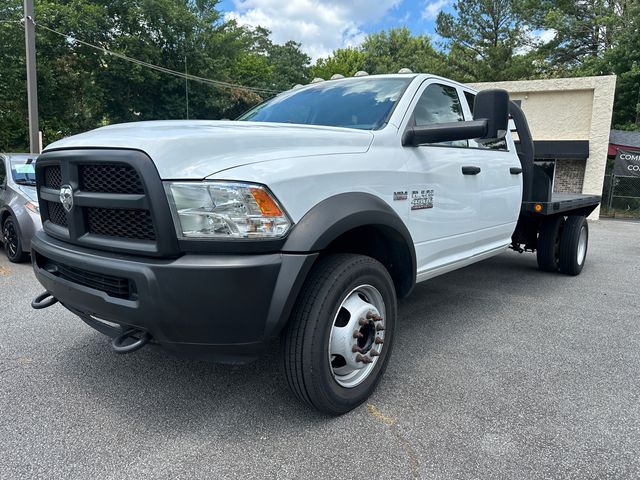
(559, 215, 589, 276)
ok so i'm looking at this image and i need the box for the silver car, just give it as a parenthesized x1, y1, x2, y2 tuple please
(0, 153, 42, 262)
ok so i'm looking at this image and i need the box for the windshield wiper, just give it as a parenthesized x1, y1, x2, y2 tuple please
(14, 179, 37, 186)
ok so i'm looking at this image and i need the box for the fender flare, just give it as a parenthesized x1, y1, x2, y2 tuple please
(282, 192, 417, 296)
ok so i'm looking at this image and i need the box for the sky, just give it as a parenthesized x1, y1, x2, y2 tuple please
(218, 0, 455, 61)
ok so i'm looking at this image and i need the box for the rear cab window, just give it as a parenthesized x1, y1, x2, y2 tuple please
(461, 89, 509, 151)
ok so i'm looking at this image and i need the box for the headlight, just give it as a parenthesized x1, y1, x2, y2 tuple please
(25, 201, 39, 214)
(164, 181, 292, 239)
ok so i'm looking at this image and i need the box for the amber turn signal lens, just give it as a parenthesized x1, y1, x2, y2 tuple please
(534, 204, 543, 212)
(250, 188, 283, 216)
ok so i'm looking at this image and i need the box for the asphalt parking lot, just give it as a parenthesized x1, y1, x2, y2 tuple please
(1, 219, 639, 479)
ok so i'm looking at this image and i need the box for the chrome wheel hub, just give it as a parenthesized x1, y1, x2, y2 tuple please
(577, 225, 587, 265)
(328, 284, 386, 388)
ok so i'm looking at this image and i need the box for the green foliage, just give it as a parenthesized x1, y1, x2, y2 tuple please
(311, 48, 366, 80)
(361, 28, 449, 77)
(0, 0, 310, 151)
(520, 0, 640, 129)
(436, 0, 538, 81)
(2, 0, 639, 151)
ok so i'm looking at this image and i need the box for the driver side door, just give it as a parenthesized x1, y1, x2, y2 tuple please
(402, 81, 483, 279)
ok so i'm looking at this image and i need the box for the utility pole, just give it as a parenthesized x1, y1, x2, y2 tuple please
(24, 0, 40, 153)
(184, 55, 189, 120)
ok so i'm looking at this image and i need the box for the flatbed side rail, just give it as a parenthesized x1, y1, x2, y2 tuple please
(521, 194, 601, 216)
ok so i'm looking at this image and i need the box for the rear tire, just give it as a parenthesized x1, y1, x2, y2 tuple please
(537, 216, 564, 272)
(2, 216, 28, 263)
(281, 254, 397, 415)
(559, 216, 589, 276)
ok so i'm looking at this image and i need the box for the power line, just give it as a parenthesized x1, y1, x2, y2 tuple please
(31, 20, 281, 95)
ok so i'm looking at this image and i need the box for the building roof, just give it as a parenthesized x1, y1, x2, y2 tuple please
(610, 129, 640, 148)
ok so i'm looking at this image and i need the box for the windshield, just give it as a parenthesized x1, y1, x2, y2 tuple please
(11, 158, 37, 186)
(238, 77, 412, 130)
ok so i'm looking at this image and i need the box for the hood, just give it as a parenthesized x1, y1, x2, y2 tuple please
(44, 120, 374, 179)
(17, 184, 38, 202)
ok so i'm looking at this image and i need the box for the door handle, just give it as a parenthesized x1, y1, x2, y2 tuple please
(510, 167, 523, 175)
(461, 166, 481, 175)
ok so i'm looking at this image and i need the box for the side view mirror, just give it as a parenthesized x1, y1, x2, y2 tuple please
(473, 88, 509, 143)
(402, 88, 510, 147)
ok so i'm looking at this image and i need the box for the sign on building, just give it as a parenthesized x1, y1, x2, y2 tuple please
(614, 149, 640, 177)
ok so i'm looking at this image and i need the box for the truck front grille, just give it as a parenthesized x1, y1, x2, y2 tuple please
(80, 164, 144, 194)
(35, 150, 178, 257)
(86, 208, 156, 241)
(37, 253, 133, 299)
(46, 201, 68, 227)
(44, 166, 62, 189)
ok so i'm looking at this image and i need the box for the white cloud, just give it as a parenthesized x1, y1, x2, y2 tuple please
(422, 0, 449, 21)
(537, 29, 557, 44)
(226, 0, 402, 60)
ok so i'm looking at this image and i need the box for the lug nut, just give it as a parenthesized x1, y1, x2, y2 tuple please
(375, 323, 385, 331)
(356, 354, 374, 364)
(358, 318, 368, 326)
(353, 330, 364, 339)
(369, 349, 380, 357)
(366, 311, 382, 321)
(374, 337, 384, 345)
(352, 345, 364, 353)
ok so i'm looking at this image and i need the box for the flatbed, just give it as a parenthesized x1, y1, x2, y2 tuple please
(521, 193, 602, 216)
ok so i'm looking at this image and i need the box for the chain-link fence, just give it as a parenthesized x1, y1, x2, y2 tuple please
(601, 174, 640, 218)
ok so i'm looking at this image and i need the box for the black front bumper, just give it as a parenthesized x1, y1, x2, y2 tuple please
(31, 231, 317, 362)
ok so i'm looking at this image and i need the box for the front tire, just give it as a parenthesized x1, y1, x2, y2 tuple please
(2, 216, 28, 263)
(281, 254, 397, 415)
(559, 216, 589, 276)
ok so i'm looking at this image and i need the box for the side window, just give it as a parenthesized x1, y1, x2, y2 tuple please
(413, 83, 467, 147)
(414, 83, 465, 126)
(463, 90, 508, 151)
(464, 91, 476, 116)
(0, 159, 6, 186)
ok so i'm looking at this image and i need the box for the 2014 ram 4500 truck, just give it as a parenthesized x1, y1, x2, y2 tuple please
(31, 74, 600, 414)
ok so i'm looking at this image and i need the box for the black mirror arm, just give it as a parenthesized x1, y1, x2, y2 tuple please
(402, 120, 488, 147)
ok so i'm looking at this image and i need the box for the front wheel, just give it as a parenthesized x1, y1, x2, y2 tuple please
(2, 216, 28, 263)
(281, 254, 397, 415)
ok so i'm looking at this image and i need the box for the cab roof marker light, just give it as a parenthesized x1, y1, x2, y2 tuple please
(354, 71, 369, 77)
(311, 77, 325, 83)
(330, 74, 345, 80)
(292, 84, 304, 90)
(398, 68, 413, 74)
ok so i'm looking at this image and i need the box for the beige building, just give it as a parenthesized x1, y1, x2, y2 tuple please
(469, 76, 617, 218)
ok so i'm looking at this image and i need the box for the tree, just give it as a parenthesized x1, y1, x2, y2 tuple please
(436, 0, 537, 81)
(311, 47, 367, 79)
(0, 0, 311, 151)
(361, 28, 448, 76)
(522, 0, 640, 129)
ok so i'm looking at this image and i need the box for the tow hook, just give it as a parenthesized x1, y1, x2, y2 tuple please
(111, 328, 152, 354)
(31, 291, 59, 310)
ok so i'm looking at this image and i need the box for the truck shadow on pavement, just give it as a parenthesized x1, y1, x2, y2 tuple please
(53, 251, 571, 429)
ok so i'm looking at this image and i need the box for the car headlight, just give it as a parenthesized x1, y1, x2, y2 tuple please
(25, 201, 39, 214)
(164, 181, 292, 239)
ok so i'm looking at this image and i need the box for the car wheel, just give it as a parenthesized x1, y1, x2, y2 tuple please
(536, 215, 565, 272)
(2, 216, 28, 263)
(281, 253, 397, 415)
(559, 215, 589, 276)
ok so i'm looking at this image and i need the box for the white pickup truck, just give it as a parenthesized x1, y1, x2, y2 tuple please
(31, 73, 600, 414)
